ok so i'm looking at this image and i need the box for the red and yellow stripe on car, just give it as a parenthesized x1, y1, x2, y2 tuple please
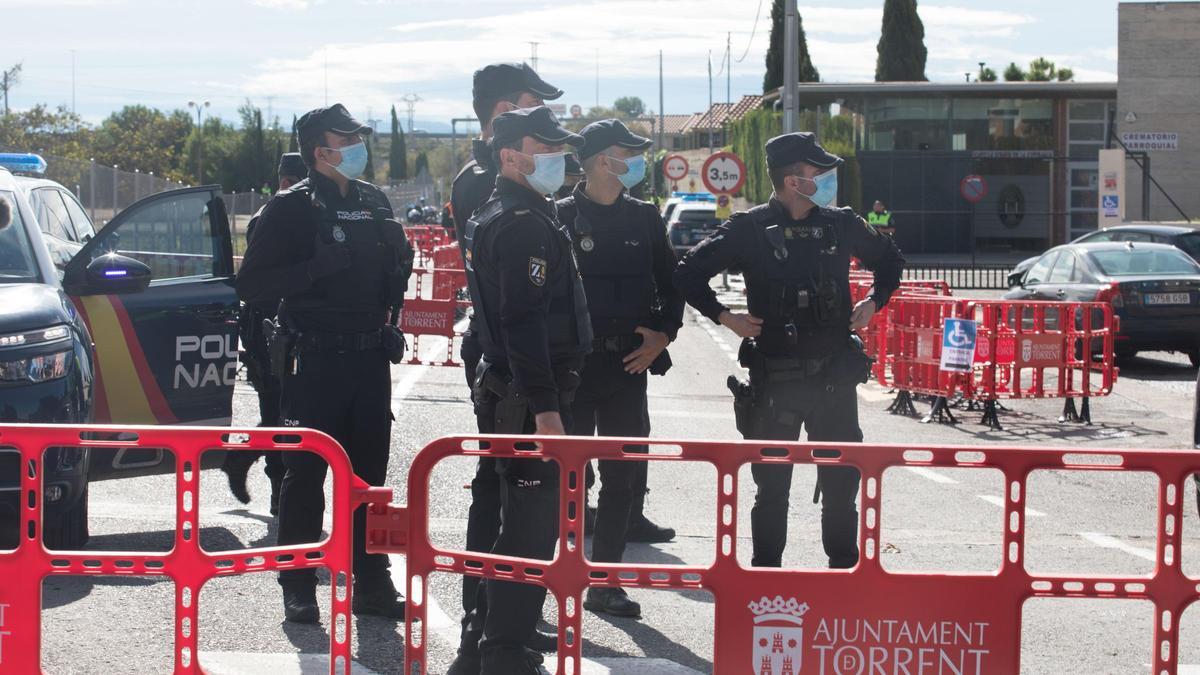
(73, 295, 177, 425)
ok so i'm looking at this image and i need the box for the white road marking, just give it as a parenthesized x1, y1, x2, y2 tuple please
(904, 466, 959, 484)
(199, 652, 381, 674)
(1079, 532, 1157, 562)
(388, 553, 459, 642)
(976, 494, 1046, 517)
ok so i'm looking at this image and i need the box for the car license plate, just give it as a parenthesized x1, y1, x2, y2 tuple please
(1144, 292, 1191, 305)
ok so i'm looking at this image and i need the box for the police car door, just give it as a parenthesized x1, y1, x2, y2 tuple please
(61, 186, 237, 430)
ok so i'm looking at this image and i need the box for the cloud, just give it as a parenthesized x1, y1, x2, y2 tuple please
(0, 0, 122, 5)
(251, 0, 308, 8)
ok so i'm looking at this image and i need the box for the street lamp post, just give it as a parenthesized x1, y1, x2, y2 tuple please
(188, 100, 210, 184)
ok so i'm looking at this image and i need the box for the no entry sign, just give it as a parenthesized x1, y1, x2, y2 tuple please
(701, 151, 746, 195)
(960, 174, 988, 204)
(663, 154, 689, 182)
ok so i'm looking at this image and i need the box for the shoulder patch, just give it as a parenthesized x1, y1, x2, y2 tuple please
(528, 257, 547, 287)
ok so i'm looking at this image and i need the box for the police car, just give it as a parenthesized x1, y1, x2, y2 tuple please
(0, 154, 238, 547)
(2, 153, 97, 271)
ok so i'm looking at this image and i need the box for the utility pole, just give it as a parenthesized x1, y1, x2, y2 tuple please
(528, 42, 539, 72)
(400, 93, 422, 132)
(782, 0, 799, 133)
(188, 100, 210, 184)
(707, 50, 713, 153)
(70, 50, 76, 121)
(726, 32, 732, 147)
(594, 49, 599, 108)
(658, 50, 664, 158)
(324, 52, 329, 105)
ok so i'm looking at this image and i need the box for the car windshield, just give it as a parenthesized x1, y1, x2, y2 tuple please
(0, 191, 40, 283)
(677, 209, 718, 228)
(1090, 247, 1200, 276)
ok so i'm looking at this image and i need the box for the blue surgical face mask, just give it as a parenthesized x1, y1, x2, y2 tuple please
(796, 170, 838, 208)
(607, 154, 646, 189)
(517, 151, 566, 195)
(322, 141, 368, 180)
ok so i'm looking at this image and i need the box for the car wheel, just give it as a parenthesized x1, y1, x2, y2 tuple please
(43, 482, 89, 550)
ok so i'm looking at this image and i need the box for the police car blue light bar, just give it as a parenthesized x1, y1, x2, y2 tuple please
(0, 153, 48, 175)
(671, 192, 715, 201)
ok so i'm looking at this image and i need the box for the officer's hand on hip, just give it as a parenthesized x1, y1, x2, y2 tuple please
(307, 243, 352, 281)
(623, 327, 670, 374)
(535, 411, 566, 436)
(719, 311, 764, 339)
(849, 298, 877, 330)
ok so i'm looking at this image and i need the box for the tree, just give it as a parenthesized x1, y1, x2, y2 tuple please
(93, 105, 194, 182)
(388, 105, 407, 181)
(614, 96, 645, 118)
(1003, 62, 1026, 82)
(0, 104, 90, 160)
(875, 0, 928, 82)
(762, 0, 820, 94)
(413, 151, 429, 178)
(1027, 57, 1057, 82)
(288, 114, 298, 152)
(233, 101, 270, 191)
(979, 67, 998, 82)
(1, 63, 21, 115)
(1056, 67, 1075, 82)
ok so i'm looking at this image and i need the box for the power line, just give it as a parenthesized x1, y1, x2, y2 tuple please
(735, 0, 766, 63)
(400, 93, 422, 132)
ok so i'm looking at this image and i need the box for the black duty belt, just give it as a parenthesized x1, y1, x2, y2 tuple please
(295, 329, 383, 352)
(592, 334, 641, 353)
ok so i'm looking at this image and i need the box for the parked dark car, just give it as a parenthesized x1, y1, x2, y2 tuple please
(1004, 241, 1200, 365)
(0, 166, 237, 549)
(1007, 225, 1200, 287)
(667, 203, 721, 257)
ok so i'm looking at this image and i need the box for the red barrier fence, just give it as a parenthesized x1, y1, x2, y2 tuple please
(0, 424, 391, 674)
(366, 434, 1200, 675)
(399, 268, 467, 367)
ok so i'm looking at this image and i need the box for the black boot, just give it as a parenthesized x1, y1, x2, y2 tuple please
(583, 587, 641, 618)
(480, 646, 548, 675)
(269, 473, 283, 516)
(352, 575, 406, 619)
(525, 628, 558, 653)
(281, 581, 319, 624)
(626, 514, 675, 543)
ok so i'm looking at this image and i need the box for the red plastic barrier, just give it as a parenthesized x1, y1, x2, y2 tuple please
(0, 424, 391, 674)
(400, 268, 467, 367)
(853, 282, 953, 388)
(366, 434, 1199, 675)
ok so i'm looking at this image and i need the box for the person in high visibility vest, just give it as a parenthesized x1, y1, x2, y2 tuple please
(867, 200, 894, 236)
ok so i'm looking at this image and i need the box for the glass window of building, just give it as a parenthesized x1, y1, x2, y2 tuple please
(951, 98, 1054, 151)
(863, 98, 950, 151)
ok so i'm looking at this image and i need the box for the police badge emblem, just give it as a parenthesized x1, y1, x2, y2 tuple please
(332, 225, 347, 243)
(528, 257, 547, 287)
(580, 236, 595, 252)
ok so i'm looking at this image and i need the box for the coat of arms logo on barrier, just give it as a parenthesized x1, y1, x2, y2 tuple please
(749, 595, 809, 675)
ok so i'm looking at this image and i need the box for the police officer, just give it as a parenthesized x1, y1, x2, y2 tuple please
(555, 152, 584, 200)
(674, 132, 904, 570)
(236, 104, 412, 623)
(448, 106, 589, 675)
(867, 200, 895, 237)
(450, 62, 564, 655)
(556, 119, 683, 618)
(222, 152, 308, 514)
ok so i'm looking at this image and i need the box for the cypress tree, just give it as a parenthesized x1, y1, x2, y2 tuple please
(762, 0, 820, 94)
(363, 139, 376, 182)
(388, 106, 408, 180)
(289, 114, 298, 152)
(414, 151, 429, 178)
(875, 0, 928, 82)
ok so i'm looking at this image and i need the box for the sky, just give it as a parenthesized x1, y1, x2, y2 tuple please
(0, 0, 1136, 133)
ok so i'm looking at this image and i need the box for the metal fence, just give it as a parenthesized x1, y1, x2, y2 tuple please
(30, 154, 184, 226)
(903, 262, 1014, 290)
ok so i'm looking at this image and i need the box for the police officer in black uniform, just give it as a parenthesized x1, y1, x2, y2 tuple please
(674, 132, 904, 570)
(223, 152, 308, 514)
(236, 104, 412, 623)
(449, 62, 564, 655)
(556, 119, 683, 618)
(448, 106, 589, 675)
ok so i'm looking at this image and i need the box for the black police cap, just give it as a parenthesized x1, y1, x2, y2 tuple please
(278, 152, 307, 178)
(491, 106, 584, 150)
(295, 103, 372, 145)
(564, 152, 584, 177)
(578, 118, 653, 161)
(473, 62, 563, 105)
(765, 132, 843, 170)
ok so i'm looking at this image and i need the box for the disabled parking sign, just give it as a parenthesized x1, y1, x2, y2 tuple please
(940, 318, 977, 373)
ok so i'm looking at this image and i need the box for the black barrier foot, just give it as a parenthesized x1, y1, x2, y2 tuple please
(887, 390, 920, 417)
(921, 396, 959, 425)
(979, 400, 1003, 430)
(1059, 398, 1087, 424)
(1079, 396, 1092, 425)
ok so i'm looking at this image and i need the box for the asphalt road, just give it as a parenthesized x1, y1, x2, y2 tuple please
(28, 293, 1200, 675)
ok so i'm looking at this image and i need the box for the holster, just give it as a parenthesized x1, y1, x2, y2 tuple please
(264, 318, 297, 378)
(381, 324, 407, 365)
(473, 360, 530, 434)
(828, 334, 875, 386)
(727, 375, 758, 437)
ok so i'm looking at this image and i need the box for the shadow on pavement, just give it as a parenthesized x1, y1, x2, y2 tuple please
(581, 610, 711, 674)
(42, 574, 165, 610)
